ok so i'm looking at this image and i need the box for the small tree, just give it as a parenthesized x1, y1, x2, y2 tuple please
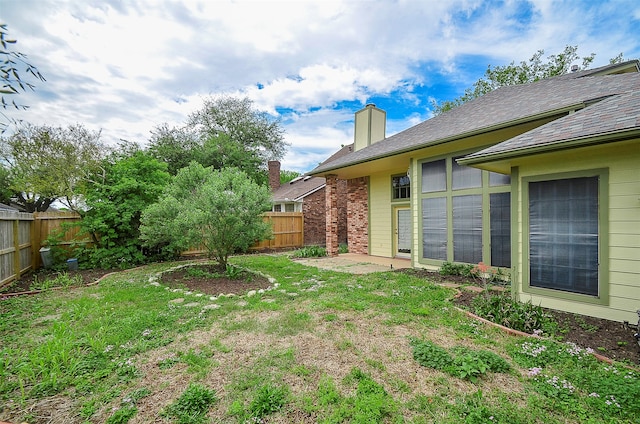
(140, 163, 272, 269)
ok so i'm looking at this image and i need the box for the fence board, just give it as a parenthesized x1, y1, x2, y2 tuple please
(0, 211, 34, 286)
(182, 212, 304, 255)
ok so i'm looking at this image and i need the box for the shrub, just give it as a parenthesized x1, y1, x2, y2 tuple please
(439, 261, 474, 277)
(291, 245, 327, 258)
(471, 293, 556, 334)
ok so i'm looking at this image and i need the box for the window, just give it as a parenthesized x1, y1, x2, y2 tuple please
(422, 197, 447, 260)
(452, 158, 481, 190)
(453, 195, 482, 263)
(392, 175, 411, 199)
(273, 204, 282, 212)
(490, 172, 511, 186)
(490, 193, 511, 267)
(285, 203, 295, 212)
(529, 176, 599, 296)
(422, 160, 446, 193)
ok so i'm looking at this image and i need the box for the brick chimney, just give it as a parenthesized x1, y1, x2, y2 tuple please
(268, 160, 281, 191)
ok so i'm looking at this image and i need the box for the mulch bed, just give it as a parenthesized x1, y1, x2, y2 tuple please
(158, 265, 272, 296)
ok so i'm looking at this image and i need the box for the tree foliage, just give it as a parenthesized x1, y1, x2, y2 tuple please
(1, 24, 46, 132)
(148, 96, 288, 184)
(0, 163, 12, 204)
(80, 149, 171, 268)
(140, 163, 272, 269)
(0, 123, 106, 212)
(279, 169, 300, 185)
(431, 45, 624, 114)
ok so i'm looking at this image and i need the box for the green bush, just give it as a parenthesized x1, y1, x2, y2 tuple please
(471, 293, 555, 334)
(439, 261, 474, 277)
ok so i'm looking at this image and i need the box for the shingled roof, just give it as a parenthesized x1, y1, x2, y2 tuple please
(310, 61, 640, 175)
(460, 88, 640, 164)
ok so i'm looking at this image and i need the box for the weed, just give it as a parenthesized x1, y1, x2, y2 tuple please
(248, 383, 289, 419)
(290, 245, 327, 258)
(439, 261, 474, 277)
(410, 338, 510, 382)
(29, 272, 84, 291)
(225, 264, 242, 279)
(162, 383, 216, 424)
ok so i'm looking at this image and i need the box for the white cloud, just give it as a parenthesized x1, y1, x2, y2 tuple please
(2, 0, 639, 174)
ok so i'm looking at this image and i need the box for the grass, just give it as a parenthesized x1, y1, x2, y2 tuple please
(0, 254, 638, 423)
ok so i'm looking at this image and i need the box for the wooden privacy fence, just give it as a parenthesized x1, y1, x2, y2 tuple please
(182, 212, 304, 255)
(1, 211, 303, 286)
(0, 211, 88, 287)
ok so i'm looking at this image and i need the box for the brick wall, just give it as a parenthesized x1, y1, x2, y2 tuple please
(347, 177, 369, 254)
(336, 179, 348, 245)
(325, 175, 339, 256)
(302, 188, 326, 246)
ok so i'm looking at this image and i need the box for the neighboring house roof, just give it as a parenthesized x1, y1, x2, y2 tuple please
(460, 88, 640, 165)
(272, 143, 355, 202)
(0, 203, 19, 211)
(310, 60, 640, 175)
(272, 175, 326, 202)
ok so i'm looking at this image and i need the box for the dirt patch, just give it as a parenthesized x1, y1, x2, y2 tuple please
(159, 264, 272, 296)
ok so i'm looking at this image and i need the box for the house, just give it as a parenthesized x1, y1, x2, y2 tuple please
(268, 145, 351, 246)
(310, 60, 640, 323)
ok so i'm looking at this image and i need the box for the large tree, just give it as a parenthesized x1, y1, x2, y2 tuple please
(140, 162, 272, 270)
(1, 24, 45, 132)
(148, 96, 288, 184)
(80, 148, 171, 268)
(0, 123, 106, 212)
(431, 45, 624, 114)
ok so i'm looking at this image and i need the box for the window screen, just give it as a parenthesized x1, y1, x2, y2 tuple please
(422, 197, 447, 260)
(490, 192, 511, 267)
(529, 177, 598, 296)
(452, 158, 481, 190)
(453, 195, 482, 263)
(285, 203, 295, 212)
(422, 160, 446, 193)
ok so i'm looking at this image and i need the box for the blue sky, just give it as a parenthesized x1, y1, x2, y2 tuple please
(2, 0, 639, 173)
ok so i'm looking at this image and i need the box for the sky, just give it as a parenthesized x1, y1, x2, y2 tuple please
(1, 0, 639, 174)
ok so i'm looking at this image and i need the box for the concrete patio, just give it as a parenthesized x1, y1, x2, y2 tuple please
(292, 253, 412, 274)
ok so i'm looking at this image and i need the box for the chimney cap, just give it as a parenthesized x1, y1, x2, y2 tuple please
(571, 65, 579, 72)
(365, 103, 376, 108)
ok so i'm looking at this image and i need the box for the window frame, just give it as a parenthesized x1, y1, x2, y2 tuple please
(417, 154, 511, 267)
(391, 173, 411, 201)
(521, 169, 609, 305)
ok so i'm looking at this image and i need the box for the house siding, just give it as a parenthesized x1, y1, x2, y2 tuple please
(513, 139, 640, 322)
(369, 173, 393, 257)
(347, 177, 369, 254)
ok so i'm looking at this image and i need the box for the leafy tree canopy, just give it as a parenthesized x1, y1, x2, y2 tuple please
(280, 169, 300, 185)
(140, 162, 272, 269)
(0, 163, 12, 204)
(80, 148, 171, 268)
(0, 123, 106, 212)
(1, 24, 45, 132)
(432, 45, 624, 114)
(148, 96, 288, 184)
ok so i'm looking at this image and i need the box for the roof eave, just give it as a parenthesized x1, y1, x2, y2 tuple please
(458, 128, 640, 167)
(310, 104, 583, 176)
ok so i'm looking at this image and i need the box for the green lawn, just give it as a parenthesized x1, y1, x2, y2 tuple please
(1, 254, 638, 423)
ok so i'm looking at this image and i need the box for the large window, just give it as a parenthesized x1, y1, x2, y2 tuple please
(490, 193, 511, 267)
(422, 197, 447, 260)
(453, 195, 482, 263)
(422, 159, 446, 193)
(529, 176, 599, 296)
(420, 155, 511, 267)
